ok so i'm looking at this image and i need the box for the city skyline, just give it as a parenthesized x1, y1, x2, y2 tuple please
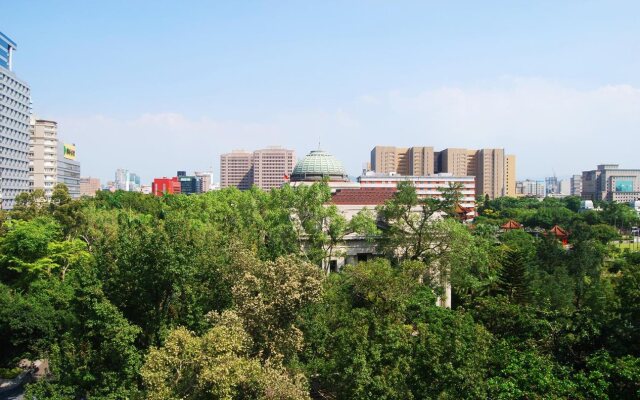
(2, 2, 640, 183)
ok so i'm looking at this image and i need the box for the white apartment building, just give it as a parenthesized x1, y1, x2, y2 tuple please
(28, 118, 81, 199)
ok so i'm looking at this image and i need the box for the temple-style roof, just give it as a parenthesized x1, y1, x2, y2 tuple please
(291, 150, 349, 182)
(549, 225, 569, 238)
(501, 219, 523, 230)
(331, 188, 396, 205)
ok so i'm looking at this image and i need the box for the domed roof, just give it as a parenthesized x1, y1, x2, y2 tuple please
(291, 150, 349, 182)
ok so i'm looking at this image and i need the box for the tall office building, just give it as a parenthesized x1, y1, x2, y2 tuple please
(370, 146, 434, 175)
(194, 171, 213, 192)
(252, 147, 296, 190)
(57, 142, 80, 198)
(114, 168, 141, 192)
(505, 155, 516, 197)
(220, 147, 295, 190)
(475, 148, 506, 200)
(437, 148, 477, 176)
(545, 176, 560, 196)
(581, 164, 640, 203)
(220, 150, 253, 190)
(570, 174, 582, 197)
(0, 32, 31, 209)
(80, 177, 101, 197)
(29, 118, 81, 199)
(516, 180, 545, 198)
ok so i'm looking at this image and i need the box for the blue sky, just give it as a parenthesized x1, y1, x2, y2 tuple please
(3, 1, 639, 183)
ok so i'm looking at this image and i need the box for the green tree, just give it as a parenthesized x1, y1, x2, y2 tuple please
(141, 311, 309, 400)
(498, 249, 531, 304)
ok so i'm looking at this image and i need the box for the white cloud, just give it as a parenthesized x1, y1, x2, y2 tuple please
(60, 78, 640, 184)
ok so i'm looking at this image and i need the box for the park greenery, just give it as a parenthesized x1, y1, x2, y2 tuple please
(0, 183, 639, 399)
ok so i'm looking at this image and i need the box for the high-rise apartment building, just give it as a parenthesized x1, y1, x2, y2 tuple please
(581, 164, 640, 203)
(29, 119, 81, 199)
(0, 32, 31, 209)
(28, 119, 58, 199)
(80, 177, 101, 197)
(252, 147, 296, 190)
(220, 150, 253, 190)
(220, 147, 295, 190)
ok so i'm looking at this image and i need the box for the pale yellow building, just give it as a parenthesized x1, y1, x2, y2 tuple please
(370, 145, 516, 199)
(370, 146, 434, 175)
(505, 155, 516, 197)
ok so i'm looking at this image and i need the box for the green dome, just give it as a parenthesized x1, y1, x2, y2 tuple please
(291, 150, 349, 182)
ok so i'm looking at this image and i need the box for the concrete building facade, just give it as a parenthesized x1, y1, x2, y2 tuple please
(220, 150, 253, 190)
(28, 119, 58, 199)
(29, 119, 81, 199)
(0, 31, 31, 209)
(358, 173, 476, 210)
(57, 142, 80, 198)
(570, 174, 582, 197)
(371, 146, 515, 199)
(252, 147, 296, 190)
(370, 146, 434, 176)
(80, 177, 101, 197)
(581, 164, 640, 203)
(220, 147, 295, 191)
(516, 180, 545, 198)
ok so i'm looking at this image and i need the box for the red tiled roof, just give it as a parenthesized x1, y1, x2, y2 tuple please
(549, 225, 569, 238)
(331, 188, 397, 205)
(501, 219, 523, 230)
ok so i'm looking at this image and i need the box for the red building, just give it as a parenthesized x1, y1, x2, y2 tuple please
(152, 177, 181, 196)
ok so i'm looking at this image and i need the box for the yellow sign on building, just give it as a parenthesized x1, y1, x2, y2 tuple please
(63, 144, 76, 160)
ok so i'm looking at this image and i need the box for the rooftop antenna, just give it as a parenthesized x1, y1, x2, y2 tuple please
(318, 137, 321, 150)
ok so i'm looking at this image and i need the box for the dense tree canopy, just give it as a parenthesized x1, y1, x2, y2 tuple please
(0, 184, 638, 399)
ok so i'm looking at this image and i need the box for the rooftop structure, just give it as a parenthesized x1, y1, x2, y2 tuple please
(0, 31, 17, 71)
(291, 150, 349, 182)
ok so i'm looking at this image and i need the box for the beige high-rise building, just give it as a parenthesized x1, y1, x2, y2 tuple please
(220, 147, 296, 191)
(253, 147, 296, 190)
(371, 145, 516, 199)
(80, 177, 101, 197)
(220, 150, 253, 190)
(29, 118, 81, 199)
(475, 148, 505, 200)
(505, 155, 516, 197)
(28, 118, 58, 199)
(438, 148, 477, 176)
(370, 146, 434, 175)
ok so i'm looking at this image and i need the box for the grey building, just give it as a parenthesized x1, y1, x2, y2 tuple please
(57, 142, 80, 198)
(581, 164, 640, 203)
(570, 174, 582, 197)
(0, 31, 31, 209)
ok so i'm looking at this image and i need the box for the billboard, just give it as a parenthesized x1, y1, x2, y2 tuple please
(615, 179, 633, 192)
(63, 144, 76, 160)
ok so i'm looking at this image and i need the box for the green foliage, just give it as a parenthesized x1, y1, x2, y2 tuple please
(0, 185, 637, 398)
(141, 311, 309, 400)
